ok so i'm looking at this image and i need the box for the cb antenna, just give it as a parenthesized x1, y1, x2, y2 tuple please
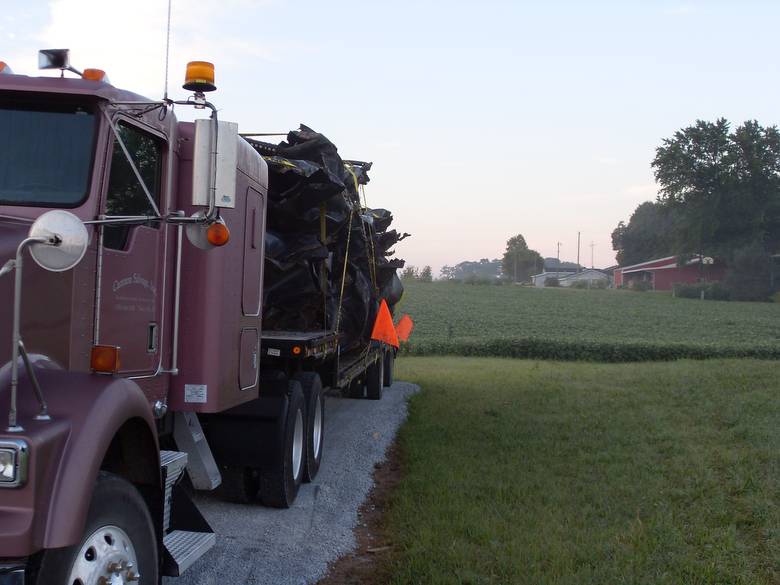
(163, 0, 173, 100)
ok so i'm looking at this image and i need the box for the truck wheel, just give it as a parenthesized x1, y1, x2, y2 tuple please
(34, 471, 158, 585)
(366, 355, 384, 400)
(294, 372, 325, 482)
(218, 466, 260, 504)
(347, 377, 365, 399)
(259, 381, 305, 508)
(383, 349, 395, 387)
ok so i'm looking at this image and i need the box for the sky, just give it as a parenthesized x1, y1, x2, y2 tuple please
(2, 0, 779, 275)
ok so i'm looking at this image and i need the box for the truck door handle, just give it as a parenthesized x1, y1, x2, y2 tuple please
(147, 322, 158, 353)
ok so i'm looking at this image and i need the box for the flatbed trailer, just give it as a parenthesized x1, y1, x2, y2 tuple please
(260, 330, 394, 398)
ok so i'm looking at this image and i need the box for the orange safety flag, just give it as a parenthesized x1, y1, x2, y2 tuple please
(395, 314, 414, 342)
(371, 299, 400, 348)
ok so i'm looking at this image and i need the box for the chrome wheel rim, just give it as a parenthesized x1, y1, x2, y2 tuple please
(292, 409, 304, 481)
(312, 395, 323, 460)
(67, 524, 139, 585)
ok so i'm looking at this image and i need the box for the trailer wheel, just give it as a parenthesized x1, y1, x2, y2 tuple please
(259, 381, 305, 508)
(294, 372, 325, 482)
(218, 466, 260, 504)
(366, 355, 384, 400)
(34, 471, 158, 585)
(383, 349, 395, 387)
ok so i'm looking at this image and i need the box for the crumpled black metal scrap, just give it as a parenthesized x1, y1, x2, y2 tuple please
(246, 125, 409, 350)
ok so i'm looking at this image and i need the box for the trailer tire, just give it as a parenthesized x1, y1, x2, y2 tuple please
(259, 381, 305, 508)
(366, 355, 384, 400)
(383, 349, 395, 387)
(294, 372, 325, 482)
(34, 471, 158, 585)
(218, 466, 260, 504)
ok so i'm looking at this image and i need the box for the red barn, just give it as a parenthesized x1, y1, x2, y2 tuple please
(613, 255, 726, 291)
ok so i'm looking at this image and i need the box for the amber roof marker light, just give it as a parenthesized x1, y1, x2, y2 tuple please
(183, 61, 216, 93)
(82, 68, 110, 83)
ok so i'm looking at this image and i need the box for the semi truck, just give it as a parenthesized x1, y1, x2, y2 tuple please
(0, 51, 405, 584)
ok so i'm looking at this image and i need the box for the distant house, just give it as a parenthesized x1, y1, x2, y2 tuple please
(613, 255, 726, 291)
(543, 258, 580, 273)
(531, 268, 610, 288)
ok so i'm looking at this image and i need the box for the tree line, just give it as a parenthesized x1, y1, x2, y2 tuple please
(612, 119, 780, 300)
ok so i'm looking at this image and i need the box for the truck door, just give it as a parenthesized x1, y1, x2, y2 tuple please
(96, 120, 167, 375)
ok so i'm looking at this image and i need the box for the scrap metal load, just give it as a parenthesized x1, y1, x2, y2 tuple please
(246, 126, 409, 351)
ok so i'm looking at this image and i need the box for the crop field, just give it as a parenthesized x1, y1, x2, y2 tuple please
(384, 357, 780, 585)
(396, 281, 780, 361)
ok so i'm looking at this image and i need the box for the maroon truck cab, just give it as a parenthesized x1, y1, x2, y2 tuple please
(0, 57, 269, 584)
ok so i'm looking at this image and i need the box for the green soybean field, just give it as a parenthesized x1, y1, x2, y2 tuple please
(396, 281, 780, 361)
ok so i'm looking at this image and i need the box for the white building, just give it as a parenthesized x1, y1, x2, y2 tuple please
(531, 268, 610, 288)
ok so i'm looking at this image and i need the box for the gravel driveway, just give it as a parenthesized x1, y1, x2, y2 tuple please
(165, 381, 419, 585)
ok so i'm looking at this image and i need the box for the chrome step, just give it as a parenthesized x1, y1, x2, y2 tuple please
(160, 450, 188, 532)
(163, 530, 216, 576)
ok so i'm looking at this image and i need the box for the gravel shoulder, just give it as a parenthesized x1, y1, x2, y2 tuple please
(166, 381, 419, 585)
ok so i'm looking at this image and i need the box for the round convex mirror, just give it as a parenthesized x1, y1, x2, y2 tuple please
(28, 210, 89, 272)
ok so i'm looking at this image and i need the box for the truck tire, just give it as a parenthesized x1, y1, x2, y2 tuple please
(383, 349, 395, 387)
(294, 372, 325, 483)
(347, 377, 365, 399)
(259, 381, 305, 508)
(33, 471, 158, 585)
(365, 355, 384, 400)
(218, 466, 260, 504)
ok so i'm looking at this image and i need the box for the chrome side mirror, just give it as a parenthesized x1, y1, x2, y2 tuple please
(28, 210, 89, 272)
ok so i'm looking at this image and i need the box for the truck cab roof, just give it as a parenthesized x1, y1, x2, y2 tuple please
(0, 71, 152, 103)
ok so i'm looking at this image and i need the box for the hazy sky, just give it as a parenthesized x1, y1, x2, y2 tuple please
(2, 0, 779, 274)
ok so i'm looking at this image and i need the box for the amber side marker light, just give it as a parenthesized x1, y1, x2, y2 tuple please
(206, 222, 230, 247)
(91, 345, 121, 373)
(292, 346, 302, 356)
(0, 61, 13, 74)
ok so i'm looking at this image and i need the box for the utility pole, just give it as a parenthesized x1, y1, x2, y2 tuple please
(590, 241, 595, 269)
(577, 232, 581, 273)
(514, 254, 518, 283)
(556, 241, 561, 280)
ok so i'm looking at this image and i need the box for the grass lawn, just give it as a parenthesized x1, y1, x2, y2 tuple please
(385, 357, 780, 585)
(396, 281, 780, 361)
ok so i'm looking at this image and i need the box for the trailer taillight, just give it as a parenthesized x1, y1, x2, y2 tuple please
(91, 345, 121, 374)
(0, 61, 12, 74)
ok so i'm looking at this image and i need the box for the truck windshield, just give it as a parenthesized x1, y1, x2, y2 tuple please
(0, 102, 96, 207)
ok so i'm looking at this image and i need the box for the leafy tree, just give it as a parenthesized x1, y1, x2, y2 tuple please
(442, 258, 502, 281)
(502, 234, 543, 283)
(439, 265, 457, 280)
(611, 201, 675, 266)
(400, 266, 418, 281)
(419, 265, 433, 282)
(723, 242, 772, 301)
(652, 118, 780, 258)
